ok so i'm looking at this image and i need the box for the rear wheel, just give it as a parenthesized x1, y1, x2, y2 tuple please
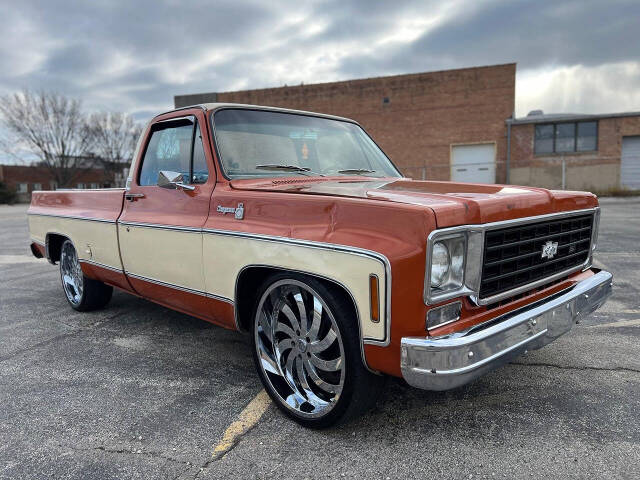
(59, 239, 113, 311)
(251, 273, 384, 428)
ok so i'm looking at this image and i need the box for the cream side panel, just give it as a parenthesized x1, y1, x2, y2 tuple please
(202, 234, 387, 342)
(118, 225, 204, 291)
(28, 215, 121, 268)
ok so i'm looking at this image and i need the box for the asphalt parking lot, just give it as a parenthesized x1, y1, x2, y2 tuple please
(1, 199, 639, 480)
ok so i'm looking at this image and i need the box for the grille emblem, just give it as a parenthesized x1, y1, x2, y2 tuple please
(541, 241, 559, 260)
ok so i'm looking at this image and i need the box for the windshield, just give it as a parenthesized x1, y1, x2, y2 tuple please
(212, 109, 402, 179)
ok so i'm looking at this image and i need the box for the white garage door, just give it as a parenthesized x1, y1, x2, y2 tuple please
(451, 143, 496, 183)
(621, 136, 640, 189)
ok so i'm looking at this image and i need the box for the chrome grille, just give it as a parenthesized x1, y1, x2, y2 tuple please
(479, 213, 594, 300)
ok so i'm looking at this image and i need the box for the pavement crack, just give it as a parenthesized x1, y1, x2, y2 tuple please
(511, 361, 640, 374)
(62, 444, 191, 467)
(0, 308, 145, 363)
(0, 329, 84, 363)
(193, 429, 248, 479)
(193, 458, 214, 479)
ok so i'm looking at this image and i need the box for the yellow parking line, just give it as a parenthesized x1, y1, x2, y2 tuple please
(212, 389, 272, 459)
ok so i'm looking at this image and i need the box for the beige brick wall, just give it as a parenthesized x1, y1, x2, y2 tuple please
(510, 116, 640, 191)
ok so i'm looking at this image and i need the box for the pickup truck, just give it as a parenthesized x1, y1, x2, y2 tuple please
(28, 103, 613, 428)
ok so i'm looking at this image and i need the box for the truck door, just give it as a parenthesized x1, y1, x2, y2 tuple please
(118, 110, 214, 316)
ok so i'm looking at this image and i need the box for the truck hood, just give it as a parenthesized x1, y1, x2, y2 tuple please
(230, 177, 598, 228)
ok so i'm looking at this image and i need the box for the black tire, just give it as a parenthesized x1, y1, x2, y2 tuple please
(250, 272, 385, 428)
(59, 239, 113, 312)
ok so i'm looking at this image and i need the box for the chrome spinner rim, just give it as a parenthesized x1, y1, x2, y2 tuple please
(254, 279, 345, 418)
(60, 241, 83, 306)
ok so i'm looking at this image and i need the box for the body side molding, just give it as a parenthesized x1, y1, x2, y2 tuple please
(33, 216, 392, 349)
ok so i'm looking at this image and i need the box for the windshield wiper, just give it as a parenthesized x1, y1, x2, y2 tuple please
(255, 164, 324, 176)
(337, 168, 376, 175)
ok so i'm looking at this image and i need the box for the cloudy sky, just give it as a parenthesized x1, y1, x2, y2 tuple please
(1, 0, 639, 122)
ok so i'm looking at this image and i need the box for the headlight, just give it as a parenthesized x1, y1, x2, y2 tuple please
(430, 242, 449, 286)
(429, 235, 465, 291)
(425, 229, 484, 304)
(450, 238, 465, 279)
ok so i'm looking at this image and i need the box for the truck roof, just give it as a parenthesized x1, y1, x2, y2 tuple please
(155, 103, 357, 125)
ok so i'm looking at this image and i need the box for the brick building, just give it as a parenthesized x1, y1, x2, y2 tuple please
(0, 164, 126, 203)
(507, 111, 640, 191)
(176, 63, 516, 184)
(174, 62, 640, 192)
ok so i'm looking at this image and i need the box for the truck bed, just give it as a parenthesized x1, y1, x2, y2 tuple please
(28, 188, 126, 272)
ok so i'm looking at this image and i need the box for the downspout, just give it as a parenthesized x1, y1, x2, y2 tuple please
(506, 112, 513, 184)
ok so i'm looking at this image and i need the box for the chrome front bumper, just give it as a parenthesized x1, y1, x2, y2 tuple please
(401, 270, 613, 391)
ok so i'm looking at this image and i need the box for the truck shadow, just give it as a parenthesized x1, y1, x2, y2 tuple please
(96, 290, 620, 444)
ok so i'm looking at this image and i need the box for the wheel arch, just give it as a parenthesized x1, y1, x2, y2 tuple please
(234, 265, 377, 373)
(45, 232, 72, 265)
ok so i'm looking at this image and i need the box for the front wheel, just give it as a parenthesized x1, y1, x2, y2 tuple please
(251, 273, 384, 428)
(59, 239, 113, 311)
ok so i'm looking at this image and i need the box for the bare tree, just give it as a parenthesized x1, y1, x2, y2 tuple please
(88, 112, 143, 186)
(0, 90, 95, 187)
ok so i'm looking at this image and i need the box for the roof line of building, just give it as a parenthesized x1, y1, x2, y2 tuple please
(509, 110, 640, 125)
(175, 62, 517, 98)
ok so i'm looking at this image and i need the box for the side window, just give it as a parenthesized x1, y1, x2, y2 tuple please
(139, 117, 210, 186)
(191, 126, 209, 184)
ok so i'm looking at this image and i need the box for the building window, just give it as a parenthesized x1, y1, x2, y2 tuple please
(534, 124, 554, 154)
(534, 121, 598, 154)
(50, 181, 58, 190)
(77, 183, 85, 189)
(17, 183, 28, 193)
(577, 122, 597, 151)
(555, 123, 575, 153)
(33, 183, 42, 191)
(90, 183, 99, 189)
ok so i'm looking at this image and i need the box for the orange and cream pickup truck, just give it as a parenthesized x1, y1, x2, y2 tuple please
(28, 104, 613, 427)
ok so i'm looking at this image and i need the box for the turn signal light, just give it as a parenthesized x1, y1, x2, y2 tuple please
(426, 301, 462, 330)
(369, 274, 380, 323)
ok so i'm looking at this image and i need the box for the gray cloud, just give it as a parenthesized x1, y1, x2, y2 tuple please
(0, 0, 638, 122)
(414, 0, 640, 68)
(336, 0, 640, 76)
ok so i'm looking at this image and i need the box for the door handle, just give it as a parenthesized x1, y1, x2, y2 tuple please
(125, 193, 145, 202)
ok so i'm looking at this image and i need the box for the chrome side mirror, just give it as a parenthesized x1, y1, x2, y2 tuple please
(157, 170, 195, 191)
